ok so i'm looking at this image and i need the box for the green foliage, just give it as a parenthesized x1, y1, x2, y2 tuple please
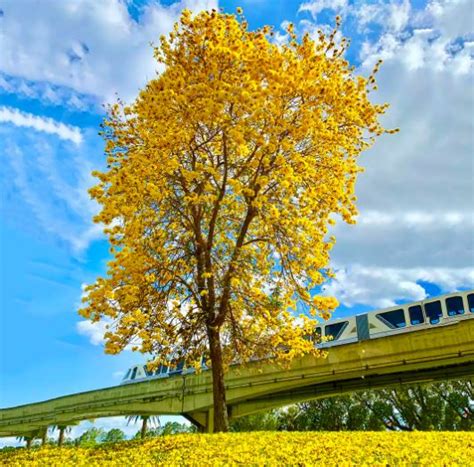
(279, 397, 384, 431)
(75, 428, 105, 447)
(101, 428, 126, 444)
(160, 421, 196, 436)
(356, 380, 473, 431)
(133, 421, 196, 439)
(229, 380, 472, 432)
(0, 446, 18, 452)
(230, 411, 279, 432)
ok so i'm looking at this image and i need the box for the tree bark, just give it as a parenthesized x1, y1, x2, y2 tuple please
(141, 416, 148, 439)
(207, 325, 229, 432)
(41, 430, 47, 446)
(26, 438, 32, 449)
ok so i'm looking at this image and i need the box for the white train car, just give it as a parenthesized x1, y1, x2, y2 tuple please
(121, 359, 200, 385)
(320, 289, 474, 347)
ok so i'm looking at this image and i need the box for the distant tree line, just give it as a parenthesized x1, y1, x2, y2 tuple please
(65, 421, 196, 447)
(9, 421, 196, 450)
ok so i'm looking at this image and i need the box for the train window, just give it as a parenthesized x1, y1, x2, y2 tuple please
(144, 365, 153, 376)
(130, 367, 137, 380)
(176, 360, 185, 372)
(424, 301, 442, 324)
(325, 321, 348, 340)
(376, 309, 406, 329)
(446, 296, 464, 316)
(123, 369, 131, 380)
(468, 294, 474, 313)
(409, 305, 424, 325)
(315, 327, 322, 336)
(160, 365, 169, 374)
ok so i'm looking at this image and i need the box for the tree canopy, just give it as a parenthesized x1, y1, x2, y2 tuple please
(79, 9, 392, 431)
(101, 428, 127, 444)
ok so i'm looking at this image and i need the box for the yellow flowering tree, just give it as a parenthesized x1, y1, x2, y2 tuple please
(80, 9, 392, 432)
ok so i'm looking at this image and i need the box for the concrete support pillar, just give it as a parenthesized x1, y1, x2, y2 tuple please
(184, 408, 227, 433)
(183, 412, 208, 433)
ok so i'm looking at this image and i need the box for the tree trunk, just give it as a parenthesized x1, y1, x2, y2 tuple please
(26, 438, 32, 449)
(42, 430, 47, 446)
(58, 427, 65, 446)
(207, 326, 229, 432)
(141, 416, 148, 439)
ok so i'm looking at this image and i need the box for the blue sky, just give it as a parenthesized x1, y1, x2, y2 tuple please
(0, 0, 473, 443)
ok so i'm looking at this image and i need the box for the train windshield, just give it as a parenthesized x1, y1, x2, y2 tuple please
(325, 321, 348, 340)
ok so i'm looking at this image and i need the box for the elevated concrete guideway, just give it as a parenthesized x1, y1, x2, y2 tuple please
(1, 319, 473, 437)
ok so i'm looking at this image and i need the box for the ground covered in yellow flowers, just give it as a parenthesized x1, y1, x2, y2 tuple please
(1, 432, 473, 466)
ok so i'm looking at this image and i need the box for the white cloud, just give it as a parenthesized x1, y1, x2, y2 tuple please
(389, 0, 411, 31)
(0, 1, 217, 255)
(354, 0, 411, 33)
(323, 265, 474, 308)
(0, 74, 13, 92)
(357, 210, 474, 227)
(0, 106, 82, 144)
(0, 74, 97, 111)
(299, 0, 348, 19)
(1, 0, 472, 310)
(426, 0, 473, 37)
(0, 0, 217, 104)
(77, 319, 111, 346)
(313, 0, 474, 307)
(0, 130, 105, 254)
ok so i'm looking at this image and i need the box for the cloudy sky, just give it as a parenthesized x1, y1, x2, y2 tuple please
(0, 0, 473, 444)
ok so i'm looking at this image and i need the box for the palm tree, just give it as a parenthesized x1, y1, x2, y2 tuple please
(52, 425, 72, 446)
(126, 415, 160, 439)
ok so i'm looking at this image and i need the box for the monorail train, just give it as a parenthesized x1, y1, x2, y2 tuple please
(121, 289, 474, 385)
(121, 356, 207, 385)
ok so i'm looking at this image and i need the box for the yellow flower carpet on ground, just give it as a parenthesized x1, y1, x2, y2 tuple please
(1, 432, 473, 466)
